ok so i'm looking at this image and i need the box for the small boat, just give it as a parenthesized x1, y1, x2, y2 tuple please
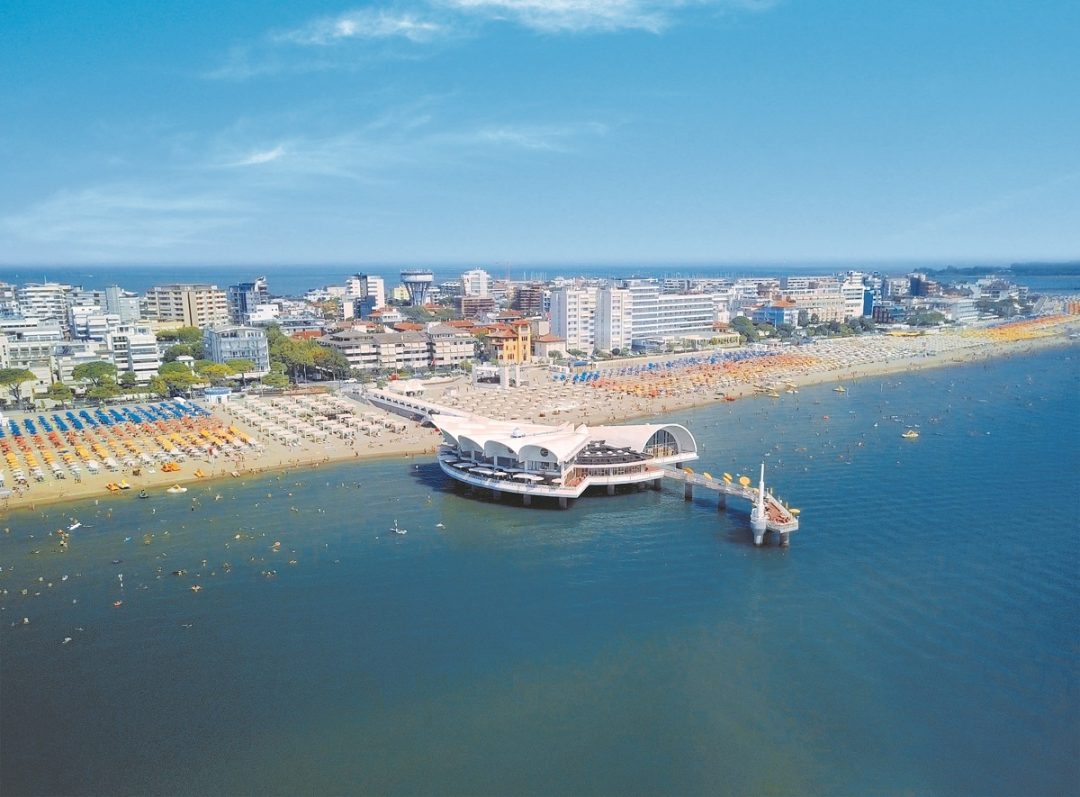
(435, 523, 445, 529)
(390, 520, 407, 535)
(67, 521, 82, 531)
(833, 386, 847, 393)
(166, 484, 188, 494)
(789, 508, 801, 516)
(137, 490, 149, 499)
(901, 429, 920, 439)
(118, 480, 131, 490)
(724, 395, 736, 402)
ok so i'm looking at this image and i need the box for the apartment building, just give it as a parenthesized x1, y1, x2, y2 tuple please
(15, 282, 73, 323)
(202, 325, 271, 374)
(107, 324, 162, 381)
(427, 324, 476, 369)
(550, 287, 597, 351)
(617, 279, 715, 348)
(319, 330, 430, 372)
(143, 284, 229, 327)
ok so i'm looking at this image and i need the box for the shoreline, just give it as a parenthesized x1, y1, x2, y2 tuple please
(3, 329, 1076, 516)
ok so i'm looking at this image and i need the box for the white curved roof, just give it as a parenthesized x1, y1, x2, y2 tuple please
(589, 423, 697, 456)
(432, 413, 589, 463)
(432, 413, 696, 464)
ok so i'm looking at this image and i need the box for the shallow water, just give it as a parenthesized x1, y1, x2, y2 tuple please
(2, 346, 1078, 796)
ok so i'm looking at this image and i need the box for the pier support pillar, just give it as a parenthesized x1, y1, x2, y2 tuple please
(779, 531, 790, 547)
(684, 483, 693, 501)
(751, 515, 767, 547)
(491, 488, 500, 501)
(522, 494, 532, 507)
(652, 478, 662, 491)
(717, 493, 726, 510)
(607, 484, 615, 496)
(558, 496, 568, 509)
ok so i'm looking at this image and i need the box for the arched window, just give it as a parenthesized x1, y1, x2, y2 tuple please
(644, 429, 678, 458)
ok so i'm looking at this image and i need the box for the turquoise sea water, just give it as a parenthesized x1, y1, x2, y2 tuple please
(2, 346, 1078, 796)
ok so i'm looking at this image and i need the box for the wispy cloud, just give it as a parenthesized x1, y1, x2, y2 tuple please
(2, 186, 247, 252)
(227, 144, 287, 167)
(440, 0, 668, 33)
(204, 0, 776, 78)
(272, 9, 446, 46)
(476, 121, 608, 151)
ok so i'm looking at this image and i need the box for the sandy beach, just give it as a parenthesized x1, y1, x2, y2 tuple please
(2, 316, 1076, 516)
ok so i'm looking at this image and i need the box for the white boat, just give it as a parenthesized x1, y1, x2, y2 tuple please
(390, 519, 407, 535)
(67, 521, 82, 531)
(166, 485, 188, 494)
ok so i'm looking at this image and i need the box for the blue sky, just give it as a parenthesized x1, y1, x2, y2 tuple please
(2, 0, 1078, 265)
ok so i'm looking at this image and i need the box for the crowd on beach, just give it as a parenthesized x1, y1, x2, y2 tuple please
(1, 314, 1076, 514)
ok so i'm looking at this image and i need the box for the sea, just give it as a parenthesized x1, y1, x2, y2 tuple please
(1, 345, 1078, 796)
(2, 264, 1078, 298)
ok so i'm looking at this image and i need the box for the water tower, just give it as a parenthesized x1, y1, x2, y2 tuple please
(400, 269, 434, 306)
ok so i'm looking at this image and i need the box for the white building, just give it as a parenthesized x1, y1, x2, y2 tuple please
(202, 325, 271, 375)
(15, 282, 73, 323)
(427, 324, 476, 369)
(107, 324, 161, 382)
(245, 303, 281, 325)
(70, 306, 122, 341)
(550, 287, 597, 352)
(431, 411, 698, 506)
(105, 286, 142, 322)
(618, 279, 714, 349)
(840, 278, 869, 319)
(596, 286, 632, 352)
(461, 269, 491, 298)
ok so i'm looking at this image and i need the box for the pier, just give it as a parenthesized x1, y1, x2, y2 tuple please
(662, 463, 799, 546)
(358, 387, 800, 546)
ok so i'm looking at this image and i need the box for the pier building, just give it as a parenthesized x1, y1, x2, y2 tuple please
(362, 387, 801, 544)
(432, 412, 697, 508)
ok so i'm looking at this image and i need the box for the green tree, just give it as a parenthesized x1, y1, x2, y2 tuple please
(163, 343, 197, 362)
(312, 346, 350, 379)
(149, 375, 170, 398)
(158, 362, 205, 396)
(88, 382, 122, 404)
(156, 327, 202, 344)
(119, 371, 139, 389)
(261, 371, 289, 389)
(225, 358, 257, 387)
(0, 368, 37, 405)
(157, 328, 203, 358)
(797, 309, 809, 327)
(200, 363, 233, 385)
(72, 361, 118, 387)
(730, 316, 758, 343)
(47, 381, 74, 407)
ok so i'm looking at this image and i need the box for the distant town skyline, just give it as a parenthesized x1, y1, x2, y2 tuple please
(2, 1, 1078, 265)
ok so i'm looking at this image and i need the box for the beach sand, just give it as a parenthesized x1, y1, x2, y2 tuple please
(2, 319, 1076, 515)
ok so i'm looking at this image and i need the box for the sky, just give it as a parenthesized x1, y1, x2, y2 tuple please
(1, 0, 1078, 266)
